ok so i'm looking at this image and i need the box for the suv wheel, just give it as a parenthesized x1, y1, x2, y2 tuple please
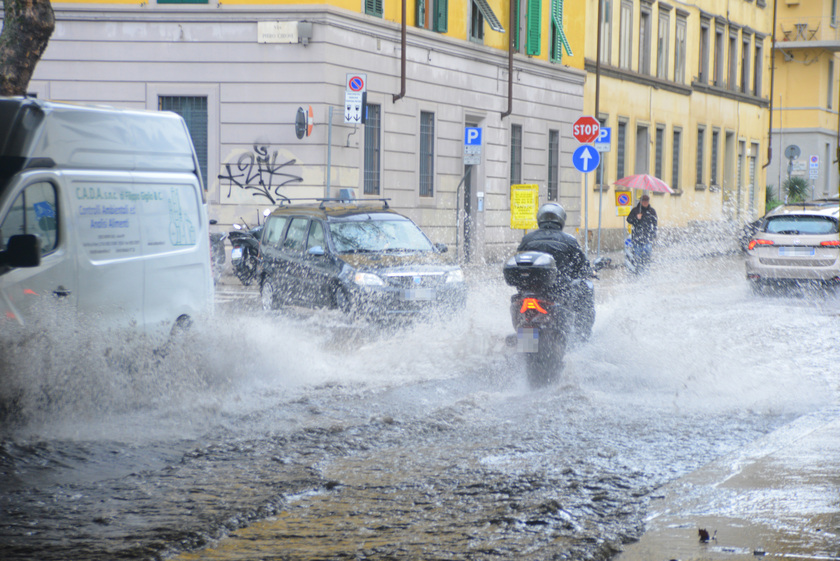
(261, 278, 278, 311)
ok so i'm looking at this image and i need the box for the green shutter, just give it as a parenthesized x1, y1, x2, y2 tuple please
(416, 0, 426, 27)
(527, 0, 541, 55)
(434, 0, 448, 32)
(551, 0, 573, 58)
(366, 0, 383, 17)
(514, 0, 521, 50)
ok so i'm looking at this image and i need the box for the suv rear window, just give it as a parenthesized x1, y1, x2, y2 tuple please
(765, 216, 838, 236)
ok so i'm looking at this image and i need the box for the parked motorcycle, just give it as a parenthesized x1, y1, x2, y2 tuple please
(208, 219, 227, 285)
(503, 251, 609, 387)
(229, 209, 271, 286)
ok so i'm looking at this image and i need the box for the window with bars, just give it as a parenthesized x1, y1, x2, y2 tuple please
(710, 129, 719, 187)
(510, 124, 522, 185)
(159, 96, 208, 189)
(671, 128, 681, 191)
(364, 104, 381, 195)
(654, 125, 665, 180)
(416, 0, 448, 32)
(365, 0, 383, 17)
(696, 126, 705, 186)
(548, 129, 559, 200)
(616, 120, 626, 181)
(419, 111, 435, 197)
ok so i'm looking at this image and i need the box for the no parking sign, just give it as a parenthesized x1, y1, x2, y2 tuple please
(615, 190, 631, 217)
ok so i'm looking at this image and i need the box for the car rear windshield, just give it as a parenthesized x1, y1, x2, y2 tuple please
(764, 215, 838, 235)
(330, 219, 434, 253)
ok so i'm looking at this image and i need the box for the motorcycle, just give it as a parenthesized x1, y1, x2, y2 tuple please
(503, 251, 609, 387)
(229, 209, 272, 286)
(208, 219, 227, 285)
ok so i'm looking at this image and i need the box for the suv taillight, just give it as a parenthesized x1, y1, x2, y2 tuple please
(748, 239, 774, 251)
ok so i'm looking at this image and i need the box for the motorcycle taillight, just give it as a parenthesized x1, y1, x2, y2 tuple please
(519, 298, 548, 314)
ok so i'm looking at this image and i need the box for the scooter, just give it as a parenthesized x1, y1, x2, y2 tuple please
(208, 220, 227, 285)
(503, 251, 608, 387)
(228, 209, 272, 286)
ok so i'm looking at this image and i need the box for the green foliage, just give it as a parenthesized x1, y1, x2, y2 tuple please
(765, 188, 784, 213)
(783, 176, 809, 203)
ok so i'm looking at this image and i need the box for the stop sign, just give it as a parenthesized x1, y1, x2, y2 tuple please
(573, 116, 600, 144)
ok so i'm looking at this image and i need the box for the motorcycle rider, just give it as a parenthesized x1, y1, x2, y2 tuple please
(517, 202, 596, 341)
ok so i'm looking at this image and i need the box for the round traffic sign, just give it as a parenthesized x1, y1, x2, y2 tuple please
(348, 76, 365, 92)
(573, 116, 600, 144)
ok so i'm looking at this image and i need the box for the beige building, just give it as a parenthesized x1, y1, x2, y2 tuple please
(768, 0, 840, 202)
(579, 0, 773, 249)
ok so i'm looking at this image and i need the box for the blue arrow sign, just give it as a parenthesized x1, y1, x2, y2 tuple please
(572, 145, 600, 173)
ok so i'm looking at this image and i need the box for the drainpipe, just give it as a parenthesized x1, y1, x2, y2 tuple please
(393, 0, 407, 102)
(501, 0, 515, 119)
(762, 0, 778, 169)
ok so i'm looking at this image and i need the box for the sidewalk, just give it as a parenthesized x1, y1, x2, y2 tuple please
(615, 408, 840, 561)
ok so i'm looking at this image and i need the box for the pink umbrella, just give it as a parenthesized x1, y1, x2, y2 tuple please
(614, 174, 674, 194)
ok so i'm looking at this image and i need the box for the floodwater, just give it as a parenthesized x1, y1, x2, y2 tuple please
(1, 247, 838, 561)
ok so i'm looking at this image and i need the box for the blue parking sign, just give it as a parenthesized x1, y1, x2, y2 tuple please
(464, 127, 482, 146)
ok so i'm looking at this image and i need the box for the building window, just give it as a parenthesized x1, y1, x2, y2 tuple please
(655, 124, 665, 180)
(596, 117, 608, 188)
(364, 104, 381, 195)
(550, 0, 573, 62)
(714, 22, 725, 87)
(639, 3, 652, 75)
(416, 0, 448, 32)
(515, 0, 542, 56)
(741, 35, 751, 94)
(728, 28, 738, 91)
(828, 59, 835, 110)
(635, 125, 649, 174)
(753, 37, 763, 97)
(749, 142, 758, 213)
(671, 127, 681, 191)
(833, 0, 838, 27)
(619, 0, 633, 70)
(510, 124, 523, 185)
(599, 0, 612, 65)
(365, 0, 383, 17)
(159, 0, 208, 3)
(674, 13, 687, 83)
(470, 0, 504, 43)
(548, 129, 559, 200)
(699, 17, 710, 84)
(710, 129, 719, 187)
(657, 9, 670, 80)
(616, 120, 627, 180)
(159, 96, 208, 189)
(419, 111, 435, 197)
(696, 126, 705, 187)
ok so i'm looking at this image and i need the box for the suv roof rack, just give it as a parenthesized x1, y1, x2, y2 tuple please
(274, 197, 391, 210)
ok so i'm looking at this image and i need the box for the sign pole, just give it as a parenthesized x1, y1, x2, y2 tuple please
(584, 173, 589, 257)
(597, 177, 603, 258)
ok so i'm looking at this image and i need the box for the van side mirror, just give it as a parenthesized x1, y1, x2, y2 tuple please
(0, 234, 41, 268)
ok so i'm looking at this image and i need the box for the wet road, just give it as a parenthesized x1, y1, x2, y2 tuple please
(1, 249, 838, 560)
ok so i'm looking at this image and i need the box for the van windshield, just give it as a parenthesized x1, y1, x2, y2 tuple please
(330, 220, 433, 253)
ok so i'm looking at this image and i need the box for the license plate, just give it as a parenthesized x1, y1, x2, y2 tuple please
(517, 327, 539, 353)
(404, 288, 435, 301)
(779, 247, 815, 257)
(231, 247, 243, 260)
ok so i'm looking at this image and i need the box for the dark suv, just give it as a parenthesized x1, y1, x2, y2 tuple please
(256, 199, 466, 318)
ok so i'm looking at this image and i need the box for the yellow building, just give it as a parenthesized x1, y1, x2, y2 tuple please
(768, 0, 840, 201)
(580, 0, 773, 250)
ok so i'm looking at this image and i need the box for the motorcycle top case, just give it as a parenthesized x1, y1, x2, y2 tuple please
(503, 251, 558, 290)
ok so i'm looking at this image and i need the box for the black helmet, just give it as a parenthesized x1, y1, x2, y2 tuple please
(537, 203, 566, 229)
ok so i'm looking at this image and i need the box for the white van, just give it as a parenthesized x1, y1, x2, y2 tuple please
(0, 97, 213, 335)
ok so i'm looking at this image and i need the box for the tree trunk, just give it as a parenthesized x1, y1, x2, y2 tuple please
(0, 0, 55, 96)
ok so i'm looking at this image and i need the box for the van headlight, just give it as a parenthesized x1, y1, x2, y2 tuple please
(445, 269, 464, 283)
(354, 272, 385, 286)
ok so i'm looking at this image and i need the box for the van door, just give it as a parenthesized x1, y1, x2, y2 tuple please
(0, 178, 77, 327)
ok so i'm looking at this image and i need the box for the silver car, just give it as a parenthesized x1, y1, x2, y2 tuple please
(745, 200, 840, 292)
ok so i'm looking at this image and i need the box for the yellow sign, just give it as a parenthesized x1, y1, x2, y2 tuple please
(615, 190, 631, 217)
(510, 184, 539, 229)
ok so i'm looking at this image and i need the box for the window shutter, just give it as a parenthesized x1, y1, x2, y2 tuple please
(434, 0, 448, 32)
(416, 0, 425, 27)
(527, 0, 541, 56)
(366, 0, 383, 17)
(514, 0, 521, 50)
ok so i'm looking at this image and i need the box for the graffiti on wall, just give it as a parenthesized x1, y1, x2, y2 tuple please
(218, 145, 303, 203)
